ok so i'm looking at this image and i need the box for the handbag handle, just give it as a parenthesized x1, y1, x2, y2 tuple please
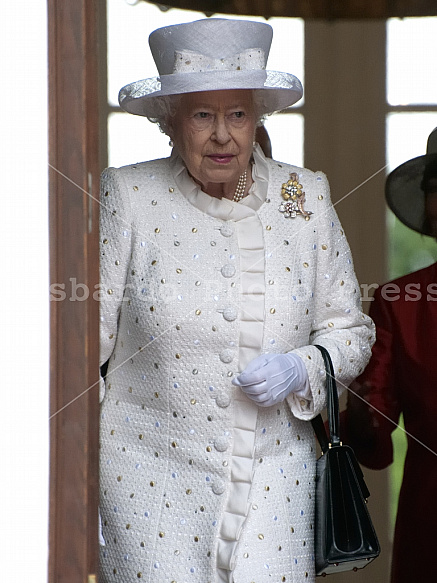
(311, 345, 341, 450)
(311, 345, 371, 500)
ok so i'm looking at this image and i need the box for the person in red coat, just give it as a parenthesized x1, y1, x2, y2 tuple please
(344, 128, 437, 583)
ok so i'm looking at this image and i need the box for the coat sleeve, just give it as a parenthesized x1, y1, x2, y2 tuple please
(341, 286, 400, 469)
(99, 167, 133, 399)
(286, 172, 375, 419)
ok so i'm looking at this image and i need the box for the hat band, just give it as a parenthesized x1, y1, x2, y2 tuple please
(173, 48, 266, 74)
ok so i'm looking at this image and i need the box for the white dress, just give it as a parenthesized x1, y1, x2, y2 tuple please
(99, 145, 374, 582)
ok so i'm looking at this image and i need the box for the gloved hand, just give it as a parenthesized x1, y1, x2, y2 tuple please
(232, 353, 309, 407)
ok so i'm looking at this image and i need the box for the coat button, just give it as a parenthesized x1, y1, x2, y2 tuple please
(214, 436, 230, 452)
(223, 306, 238, 321)
(220, 224, 234, 237)
(221, 264, 236, 278)
(219, 349, 234, 364)
(212, 480, 226, 495)
(215, 392, 231, 408)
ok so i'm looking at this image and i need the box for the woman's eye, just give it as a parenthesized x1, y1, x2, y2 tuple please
(233, 111, 245, 119)
(195, 112, 210, 119)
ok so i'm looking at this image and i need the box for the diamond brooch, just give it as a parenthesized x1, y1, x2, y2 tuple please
(279, 172, 313, 220)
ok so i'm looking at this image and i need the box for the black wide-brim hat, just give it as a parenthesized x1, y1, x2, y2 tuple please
(385, 127, 437, 237)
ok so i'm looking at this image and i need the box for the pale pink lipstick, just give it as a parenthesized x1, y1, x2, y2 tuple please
(207, 154, 234, 164)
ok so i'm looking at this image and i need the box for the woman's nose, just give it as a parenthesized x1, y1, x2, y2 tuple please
(212, 116, 231, 143)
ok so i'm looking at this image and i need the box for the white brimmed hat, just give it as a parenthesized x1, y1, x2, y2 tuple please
(118, 18, 303, 118)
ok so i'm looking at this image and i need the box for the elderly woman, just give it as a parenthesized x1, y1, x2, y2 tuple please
(99, 18, 374, 583)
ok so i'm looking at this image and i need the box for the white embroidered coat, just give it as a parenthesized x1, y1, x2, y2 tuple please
(99, 145, 374, 583)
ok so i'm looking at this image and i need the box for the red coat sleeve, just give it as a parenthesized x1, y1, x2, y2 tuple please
(342, 286, 402, 469)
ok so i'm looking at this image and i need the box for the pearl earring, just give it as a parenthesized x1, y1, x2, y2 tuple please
(169, 139, 174, 147)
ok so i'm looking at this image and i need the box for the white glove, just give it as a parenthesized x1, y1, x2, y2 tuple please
(232, 353, 309, 407)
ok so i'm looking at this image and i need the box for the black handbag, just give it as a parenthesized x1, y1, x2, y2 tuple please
(311, 344, 380, 576)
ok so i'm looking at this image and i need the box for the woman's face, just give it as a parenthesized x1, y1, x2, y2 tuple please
(169, 90, 257, 194)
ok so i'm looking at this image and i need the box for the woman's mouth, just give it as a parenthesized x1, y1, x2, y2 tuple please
(207, 154, 234, 164)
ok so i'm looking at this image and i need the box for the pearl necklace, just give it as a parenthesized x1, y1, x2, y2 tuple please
(232, 170, 247, 203)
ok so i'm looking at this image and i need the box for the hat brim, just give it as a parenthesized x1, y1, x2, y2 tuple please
(118, 69, 303, 117)
(385, 153, 437, 237)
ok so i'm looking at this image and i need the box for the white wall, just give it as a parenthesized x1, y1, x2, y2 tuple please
(0, 2, 49, 581)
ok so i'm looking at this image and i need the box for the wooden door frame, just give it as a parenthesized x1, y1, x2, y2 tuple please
(48, 0, 105, 580)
